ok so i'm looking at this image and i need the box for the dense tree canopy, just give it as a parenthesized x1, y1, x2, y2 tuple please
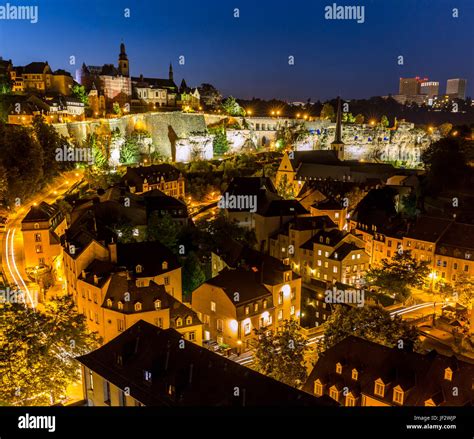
(322, 305, 419, 352)
(365, 250, 430, 302)
(253, 320, 308, 388)
(0, 295, 100, 406)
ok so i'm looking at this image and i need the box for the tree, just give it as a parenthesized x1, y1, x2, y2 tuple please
(342, 112, 355, 123)
(0, 294, 100, 405)
(33, 116, 70, 181)
(71, 84, 89, 106)
(276, 173, 295, 199)
(0, 122, 44, 205)
(120, 134, 141, 165)
(447, 273, 474, 308)
(221, 96, 245, 117)
(320, 103, 335, 121)
(182, 251, 206, 299)
(421, 137, 470, 194)
(381, 115, 390, 128)
(253, 320, 308, 388)
(365, 250, 430, 302)
(146, 211, 181, 251)
(354, 113, 365, 124)
(112, 102, 122, 116)
(212, 128, 229, 156)
(322, 305, 419, 352)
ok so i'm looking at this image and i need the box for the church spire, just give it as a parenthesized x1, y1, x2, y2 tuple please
(169, 62, 174, 82)
(331, 96, 344, 161)
(118, 41, 129, 77)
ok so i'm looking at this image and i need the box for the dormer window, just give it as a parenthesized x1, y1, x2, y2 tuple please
(393, 387, 404, 405)
(329, 385, 339, 402)
(162, 261, 168, 270)
(34, 223, 40, 229)
(185, 316, 193, 325)
(134, 302, 142, 312)
(326, 238, 330, 244)
(254, 303, 259, 312)
(144, 370, 152, 382)
(136, 264, 143, 273)
(107, 299, 112, 307)
(154, 300, 161, 310)
(319, 236, 323, 243)
(176, 317, 183, 327)
(118, 301, 124, 310)
(351, 368, 358, 381)
(374, 379, 385, 397)
(314, 379, 323, 396)
(444, 367, 453, 381)
(336, 363, 342, 374)
(263, 299, 268, 309)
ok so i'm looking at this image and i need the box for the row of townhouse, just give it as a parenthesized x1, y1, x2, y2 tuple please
(351, 215, 474, 287)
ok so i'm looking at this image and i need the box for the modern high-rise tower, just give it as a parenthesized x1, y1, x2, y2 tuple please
(446, 79, 467, 99)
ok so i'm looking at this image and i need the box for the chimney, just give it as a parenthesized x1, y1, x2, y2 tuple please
(81, 270, 86, 279)
(109, 240, 117, 264)
(93, 274, 99, 285)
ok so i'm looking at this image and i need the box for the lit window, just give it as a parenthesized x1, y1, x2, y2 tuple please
(290, 305, 295, 315)
(314, 381, 323, 396)
(134, 302, 142, 312)
(136, 265, 143, 273)
(154, 300, 161, 310)
(185, 315, 193, 325)
(254, 303, 259, 312)
(176, 318, 183, 327)
(107, 298, 112, 307)
(374, 381, 385, 397)
(162, 261, 168, 270)
(346, 395, 356, 406)
(244, 322, 251, 335)
(278, 291, 283, 305)
(118, 301, 124, 310)
(329, 386, 339, 402)
(333, 266, 338, 273)
(144, 370, 152, 382)
(245, 306, 250, 315)
(278, 309, 283, 320)
(263, 300, 268, 309)
(211, 301, 216, 312)
(393, 388, 404, 405)
(336, 363, 342, 374)
(444, 368, 453, 381)
(352, 369, 358, 381)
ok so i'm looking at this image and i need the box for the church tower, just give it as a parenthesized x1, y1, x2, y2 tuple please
(331, 96, 345, 161)
(169, 63, 174, 82)
(118, 42, 129, 77)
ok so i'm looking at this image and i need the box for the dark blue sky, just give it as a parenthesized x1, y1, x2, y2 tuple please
(0, 0, 472, 100)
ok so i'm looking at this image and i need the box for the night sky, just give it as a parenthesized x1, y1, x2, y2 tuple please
(0, 0, 473, 101)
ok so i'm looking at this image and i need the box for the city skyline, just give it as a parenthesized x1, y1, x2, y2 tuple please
(0, 0, 473, 101)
